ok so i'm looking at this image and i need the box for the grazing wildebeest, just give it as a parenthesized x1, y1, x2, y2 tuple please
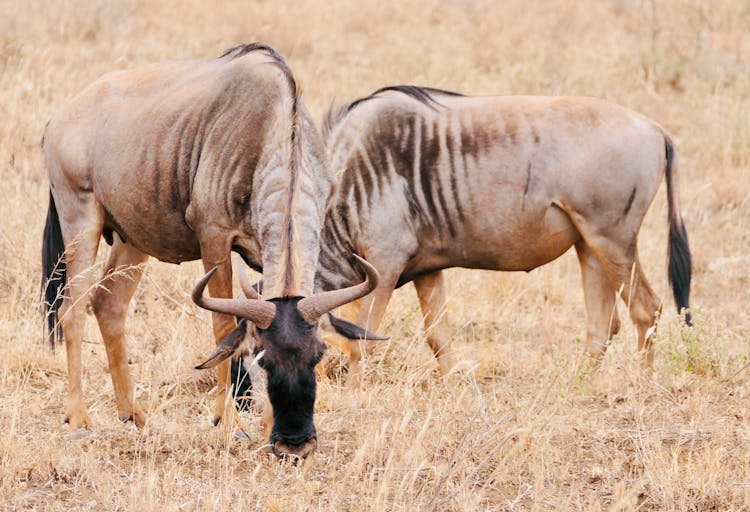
(309, 85, 691, 377)
(40, 43, 379, 458)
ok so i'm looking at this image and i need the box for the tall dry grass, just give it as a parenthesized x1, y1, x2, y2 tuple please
(1, 0, 748, 509)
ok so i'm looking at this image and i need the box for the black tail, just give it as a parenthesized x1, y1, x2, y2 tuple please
(41, 190, 66, 346)
(664, 136, 692, 326)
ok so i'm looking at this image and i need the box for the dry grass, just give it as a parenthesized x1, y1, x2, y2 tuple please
(1, 0, 749, 509)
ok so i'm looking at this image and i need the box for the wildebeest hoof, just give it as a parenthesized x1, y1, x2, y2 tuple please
(118, 408, 146, 428)
(64, 405, 92, 431)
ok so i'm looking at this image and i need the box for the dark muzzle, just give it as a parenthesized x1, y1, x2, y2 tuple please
(272, 436, 317, 459)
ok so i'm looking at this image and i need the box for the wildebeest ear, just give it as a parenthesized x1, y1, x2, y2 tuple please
(327, 313, 389, 341)
(195, 319, 248, 370)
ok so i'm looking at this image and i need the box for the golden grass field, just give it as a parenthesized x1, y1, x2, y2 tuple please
(1, 0, 749, 509)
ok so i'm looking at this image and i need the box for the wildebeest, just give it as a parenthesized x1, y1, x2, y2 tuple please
(310, 86, 691, 377)
(40, 43, 379, 458)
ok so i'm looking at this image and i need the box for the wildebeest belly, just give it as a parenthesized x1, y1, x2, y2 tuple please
(407, 202, 579, 280)
(96, 176, 202, 263)
(456, 202, 579, 271)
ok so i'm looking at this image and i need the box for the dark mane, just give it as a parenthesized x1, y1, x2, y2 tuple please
(323, 85, 464, 140)
(219, 43, 298, 99)
(221, 43, 301, 296)
(220, 42, 284, 62)
(348, 85, 463, 112)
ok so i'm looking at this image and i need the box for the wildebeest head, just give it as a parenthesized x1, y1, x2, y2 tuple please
(191, 254, 380, 459)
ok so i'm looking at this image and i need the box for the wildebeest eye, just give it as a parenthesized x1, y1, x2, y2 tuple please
(257, 354, 271, 370)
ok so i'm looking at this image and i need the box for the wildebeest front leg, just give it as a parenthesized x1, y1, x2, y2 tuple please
(574, 240, 620, 361)
(346, 281, 396, 384)
(414, 271, 458, 375)
(91, 239, 149, 427)
(198, 245, 240, 427)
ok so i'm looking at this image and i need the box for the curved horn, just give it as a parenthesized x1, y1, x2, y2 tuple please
(192, 267, 276, 329)
(238, 263, 262, 300)
(297, 254, 379, 324)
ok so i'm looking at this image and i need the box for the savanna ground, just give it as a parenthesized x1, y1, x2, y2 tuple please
(1, 0, 749, 510)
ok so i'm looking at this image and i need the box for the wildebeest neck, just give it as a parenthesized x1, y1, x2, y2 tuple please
(315, 233, 364, 293)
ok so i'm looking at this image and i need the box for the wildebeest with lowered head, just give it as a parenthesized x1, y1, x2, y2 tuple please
(311, 86, 691, 378)
(40, 43, 380, 458)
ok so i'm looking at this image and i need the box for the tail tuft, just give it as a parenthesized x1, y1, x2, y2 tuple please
(41, 190, 66, 346)
(664, 136, 692, 326)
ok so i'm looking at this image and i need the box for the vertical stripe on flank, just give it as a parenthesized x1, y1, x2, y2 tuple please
(446, 109, 466, 223)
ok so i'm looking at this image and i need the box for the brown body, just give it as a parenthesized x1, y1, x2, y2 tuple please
(316, 87, 691, 375)
(47, 51, 328, 291)
(41, 45, 378, 457)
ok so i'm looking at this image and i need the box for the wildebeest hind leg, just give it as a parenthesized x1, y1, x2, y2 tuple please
(414, 271, 458, 375)
(57, 199, 104, 430)
(574, 240, 620, 361)
(595, 249, 661, 369)
(560, 205, 661, 369)
(91, 238, 149, 427)
(617, 255, 662, 369)
(584, 243, 660, 368)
